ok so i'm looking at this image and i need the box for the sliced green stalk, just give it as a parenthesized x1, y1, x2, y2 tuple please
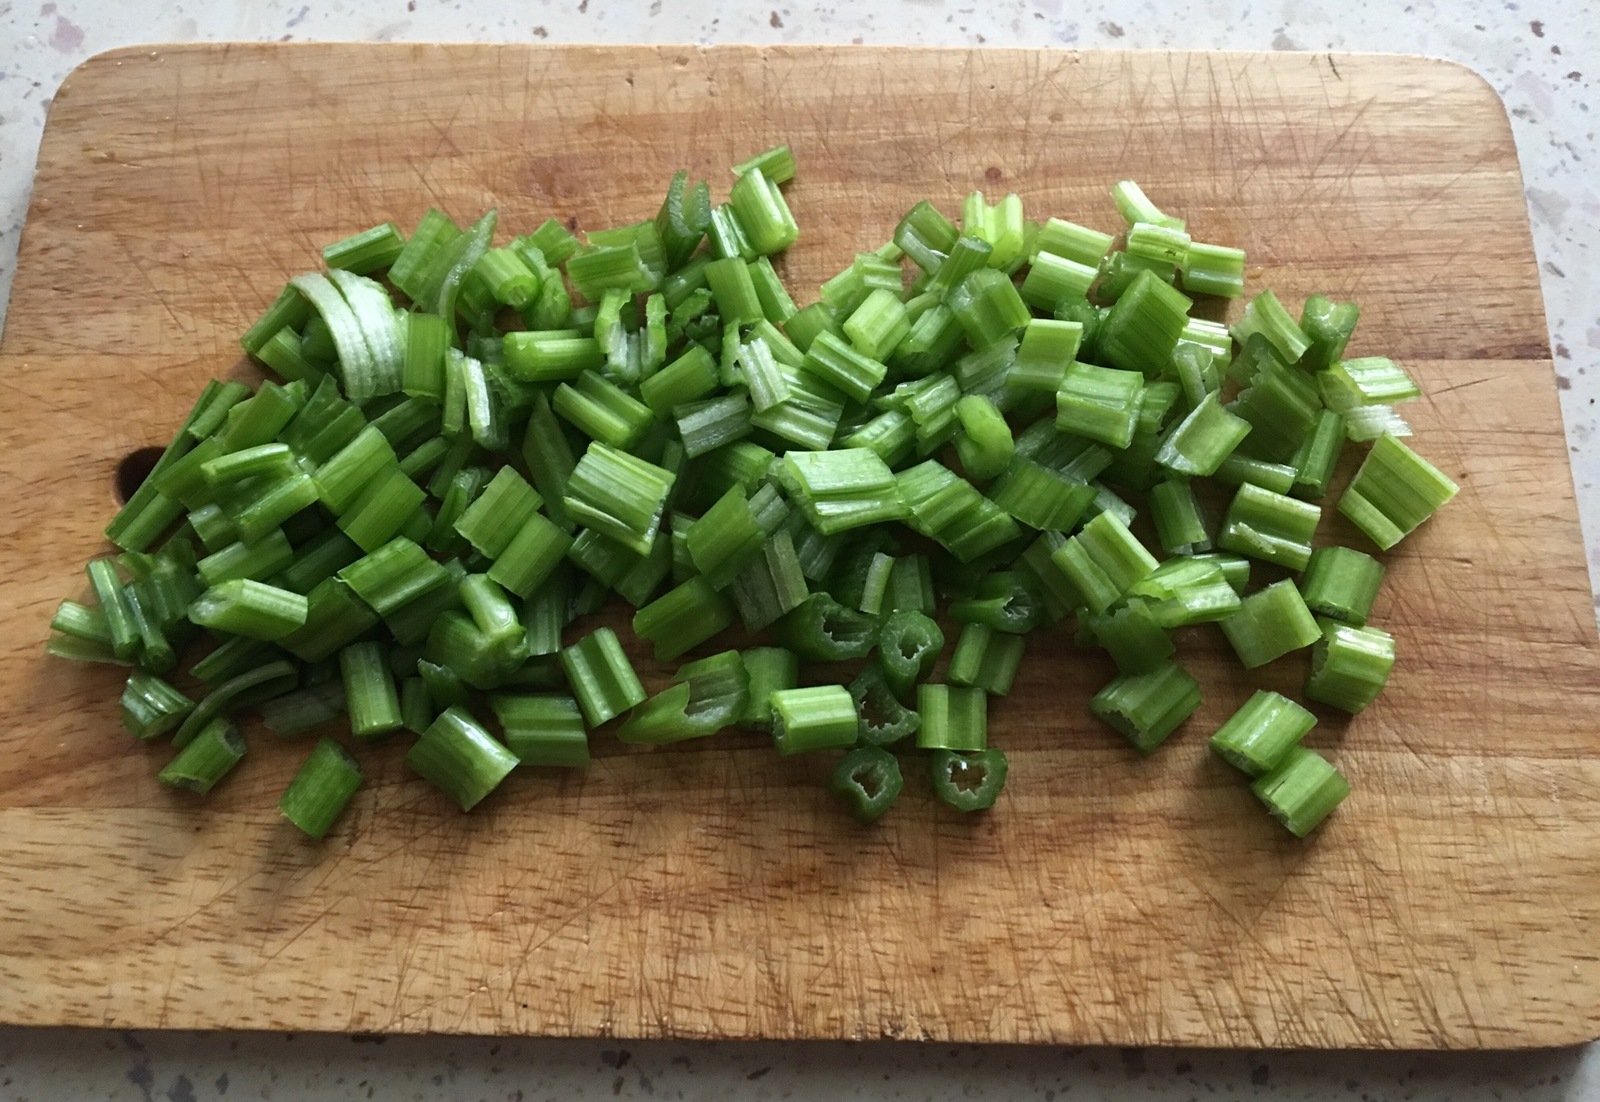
(737, 646, 799, 730)
(122, 583, 176, 673)
(88, 559, 140, 660)
(517, 568, 569, 658)
(894, 199, 959, 272)
(1015, 533, 1074, 621)
(399, 676, 434, 734)
(770, 685, 859, 755)
(1156, 393, 1251, 477)
(564, 442, 676, 556)
(1212, 452, 1298, 496)
(729, 531, 810, 630)
(280, 376, 365, 464)
(893, 301, 966, 376)
(1229, 359, 1322, 462)
(1179, 240, 1246, 298)
(1020, 251, 1098, 311)
(279, 737, 363, 840)
(686, 486, 768, 589)
(1319, 356, 1420, 412)
(948, 623, 1025, 696)
(120, 670, 196, 740)
(46, 634, 130, 665)
(1231, 288, 1310, 365)
(188, 635, 273, 684)
(1056, 361, 1146, 449)
(651, 171, 712, 272)
(388, 208, 461, 300)
(489, 694, 587, 767)
(339, 641, 403, 740)
(949, 571, 1045, 635)
(457, 352, 508, 452)
(1297, 294, 1361, 373)
(335, 466, 425, 553)
(487, 512, 573, 598)
(1301, 546, 1385, 626)
(856, 551, 895, 616)
(1251, 746, 1350, 836)
(952, 395, 1014, 481)
(916, 684, 987, 752)
(1089, 659, 1202, 754)
(1291, 408, 1346, 500)
(197, 530, 294, 587)
(406, 705, 518, 811)
(189, 579, 308, 640)
(242, 285, 313, 357)
(929, 748, 1009, 812)
(1217, 483, 1321, 572)
(50, 599, 112, 645)
(559, 626, 647, 726)
(843, 287, 911, 362)
(619, 650, 749, 745)
(338, 536, 448, 615)
(728, 166, 799, 255)
(674, 392, 753, 457)
(774, 593, 877, 661)
(1111, 180, 1184, 230)
(778, 447, 908, 535)
(474, 245, 540, 307)
(324, 222, 405, 274)
(1010, 319, 1082, 392)
(1149, 478, 1211, 554)
(520, 392, 577, 529)
(1097, 269, 1192, 374)
(877, 610, 945, 701)
(173, 658, 298, 749)
(735, 336, 792, 412)
(423, 596, 527, 690)
(1187, 552, 1252, 594)
(313, 425, 397, 514)
(846, 664, 921, 747)
(1209, 690, 1316, 777)
(948, 268, 1031, 350)
(1219, 579, 1322, 669)
(383, 561, 467, 648)
(1170, 340, 1221, 407)
(1337, 433, 1459, 550)
(1344, 404, 1414, 443)
(800, 331, 889, 406)
(985, 457, 1095, 532)
(926, 234, 992, 296)
(158, 717, 247, 794)
(1306, 621, 1396, 714)
(451, 467, 541, 559)
(641, 344, 719, 414)
(1049, 512, 1159, 614)
(1033, 217, 1114, 265)
(632, 576, 734, 661)
(201, 442, 296, 490)
(830, 746, 905, 823)
(1082, 600, 1175, 675)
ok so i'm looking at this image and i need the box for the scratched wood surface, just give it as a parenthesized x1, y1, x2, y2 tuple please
(0, 44, 1595, 1049)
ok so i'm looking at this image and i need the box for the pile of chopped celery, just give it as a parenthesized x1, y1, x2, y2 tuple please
(48, 147, 1458, 840)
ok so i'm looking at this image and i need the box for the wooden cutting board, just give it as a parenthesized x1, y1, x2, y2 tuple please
(1, 44, 1596, 1050)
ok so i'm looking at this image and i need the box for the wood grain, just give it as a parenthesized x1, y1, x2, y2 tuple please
(0, 44, 1595, 1049)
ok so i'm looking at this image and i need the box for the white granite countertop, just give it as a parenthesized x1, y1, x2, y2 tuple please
(2, 0, 1597, 1098)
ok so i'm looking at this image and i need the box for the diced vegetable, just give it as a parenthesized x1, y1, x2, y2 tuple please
(49, 154, 1455, 839)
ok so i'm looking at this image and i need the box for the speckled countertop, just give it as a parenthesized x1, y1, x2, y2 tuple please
(2, 1, 1597, 1099)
